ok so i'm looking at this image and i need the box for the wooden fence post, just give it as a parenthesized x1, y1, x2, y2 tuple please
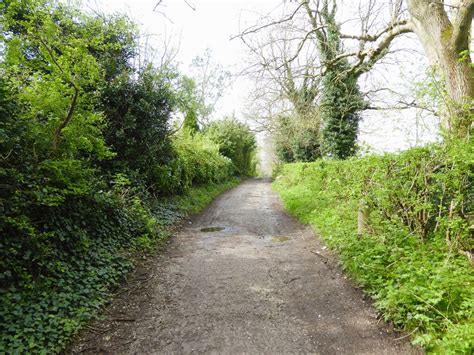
(357, 199, 369, 236)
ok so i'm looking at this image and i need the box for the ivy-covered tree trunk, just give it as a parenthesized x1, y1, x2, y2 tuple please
(320, 70, 364, 159)
(306, 0, 366, 159)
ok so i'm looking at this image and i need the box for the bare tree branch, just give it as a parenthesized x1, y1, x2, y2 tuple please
(183, 0, 196, 11)
(340, 20, 410, 42)
(230, 1, 307, 40)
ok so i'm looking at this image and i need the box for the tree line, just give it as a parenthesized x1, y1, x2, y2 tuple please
(238, 0, 473, 161)
(0, 0, 255, 352)
(264, 1, 474, 351)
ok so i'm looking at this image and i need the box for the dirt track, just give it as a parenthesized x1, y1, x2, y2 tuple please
(70, 178, 416, 354)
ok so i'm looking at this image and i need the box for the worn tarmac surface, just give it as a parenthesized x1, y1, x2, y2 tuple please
(69, 178, 417, 354)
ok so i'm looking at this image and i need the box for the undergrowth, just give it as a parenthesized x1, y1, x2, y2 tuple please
(273, 142, 474, 354)
(0, 178, 239, 353)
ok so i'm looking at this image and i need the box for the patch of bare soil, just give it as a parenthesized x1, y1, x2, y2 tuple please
(68, 178, 419, 354)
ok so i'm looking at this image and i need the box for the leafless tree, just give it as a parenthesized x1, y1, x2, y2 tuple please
(188, 48, 232, 123)
(235, 1, 419, 125)
(236, 9, 323, 133)
(239, 0, 473, 138)
(133, 31, 181, 73)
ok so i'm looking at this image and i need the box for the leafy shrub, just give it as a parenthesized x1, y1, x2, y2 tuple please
(152, 130, 233, 195)
(0, 173, 239, 353)
(100, 68, 174, 180)
(274, 141, 474, 352)
(0, 1, 239, 353)
(0, 188, 150, 353)
(204, 117, 257, 176)
(273, 114, 321, 163)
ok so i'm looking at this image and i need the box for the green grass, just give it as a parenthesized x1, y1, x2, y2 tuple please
(174, 177, 240, 215)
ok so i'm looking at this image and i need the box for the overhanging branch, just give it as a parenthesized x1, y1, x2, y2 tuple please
(230, 1, 307, 41)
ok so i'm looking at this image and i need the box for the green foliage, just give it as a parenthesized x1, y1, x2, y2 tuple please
(152, 130, 233, 195)
(273, 114, 321, 163)
(204, 117, 257, 176)
(100, 68, 174, 179)
(316, 2, 366, 159)
(274, 141, 474, 353)
(174, 177, 240, 215)
(320, 69, 365, 159)
(3, 0, 119, 157)
(183, 109, 200, 133)
(415, 66, 474, 140)
(0, 173, 238, 353)
(0, 186, 146, 352)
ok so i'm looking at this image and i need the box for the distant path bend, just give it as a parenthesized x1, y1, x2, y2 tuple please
(71, 178, 416, 354)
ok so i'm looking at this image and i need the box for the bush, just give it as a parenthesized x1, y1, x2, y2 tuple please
(273, 114, 321, 163)
(0, 185, 153, 353)
(0, 172, 239, 353)
(100, 68, 175, 180)
(0, 1, 239, 352)
(152, 130, 233, 195)
(204, 117, 257, 176)
(273, 141, 474, 353)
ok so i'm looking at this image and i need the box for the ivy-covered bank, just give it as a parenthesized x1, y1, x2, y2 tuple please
(273, 141, 474, 353)
(0, 177, 239, 353)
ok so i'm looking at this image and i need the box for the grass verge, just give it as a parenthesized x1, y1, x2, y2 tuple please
(273, 156, 473, 354)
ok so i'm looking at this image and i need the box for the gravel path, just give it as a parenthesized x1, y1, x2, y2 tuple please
(69, 178, 417, 354)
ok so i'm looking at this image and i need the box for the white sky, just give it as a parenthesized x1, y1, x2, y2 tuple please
(88, 0, 439, 155)
(89, 0, 275, 119)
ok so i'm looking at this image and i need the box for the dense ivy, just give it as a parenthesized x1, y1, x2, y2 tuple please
(316, 2, 366, 159)
(319, 69, 365, 159)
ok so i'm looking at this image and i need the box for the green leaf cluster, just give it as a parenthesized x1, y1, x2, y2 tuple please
(204, 116, 257, 176)
(273, 113, 322, 163)
(151, 130, 233, 195)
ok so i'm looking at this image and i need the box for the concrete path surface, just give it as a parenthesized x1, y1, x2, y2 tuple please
(69, 178, 416, 354)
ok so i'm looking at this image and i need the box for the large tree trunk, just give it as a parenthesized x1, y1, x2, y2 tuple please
(407, 0, 474, 137)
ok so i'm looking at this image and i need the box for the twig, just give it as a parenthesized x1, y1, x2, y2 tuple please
(112, 318, 136, 322)
(183, 0, 196, 11)
(410, 292, 452, 324)
(120, 339, 136, 347)
(284, 276, 301, 284)
(310, 249, 329, 260)
(394, 325, 420, 341)
(231, 1, 307, 40)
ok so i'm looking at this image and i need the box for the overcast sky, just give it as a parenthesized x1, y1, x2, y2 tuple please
(88, 0, 439, 153)
(89, 0, 274, 119)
